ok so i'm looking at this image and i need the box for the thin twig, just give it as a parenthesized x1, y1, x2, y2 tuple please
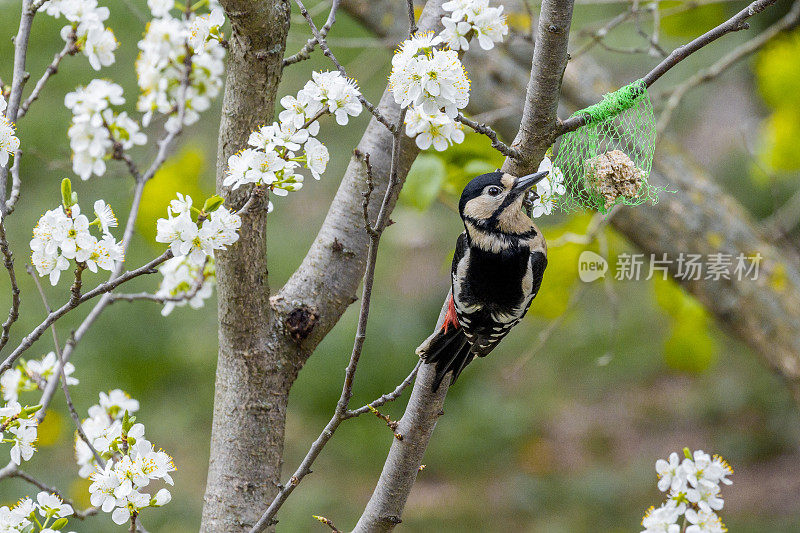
(4, 466, 98, 519)
(657, 0, 800, 132)
(284, 0, 341, 66)
(109, 257, 209, 305)
(0, 222, 20, 354)
(366, 405, 403, 440)
(345, 360, 421, 418)
(354, 149, 377, 235)
(17, 35, 77, 119)
(455, 114, 521, 159)
(26, 265, 106, 469)
(294, 0, 397, 133)
(0, 251, 173, 374)
(1, 0, 37, 207)
(406, 0, 418, 36)
(559, 0, 779, 135)
(4, 149, 22, 214)
(313, 515, 342, 532)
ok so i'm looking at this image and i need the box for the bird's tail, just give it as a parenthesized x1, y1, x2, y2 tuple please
(415, 297, 475, 391)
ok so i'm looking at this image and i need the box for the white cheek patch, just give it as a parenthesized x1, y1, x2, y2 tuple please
(464, 197, 499, 220)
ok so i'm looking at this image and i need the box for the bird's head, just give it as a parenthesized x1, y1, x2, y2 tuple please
(458, 170, 549, 244)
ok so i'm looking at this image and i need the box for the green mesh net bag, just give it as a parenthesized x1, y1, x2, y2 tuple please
(553, 79, 660, 215)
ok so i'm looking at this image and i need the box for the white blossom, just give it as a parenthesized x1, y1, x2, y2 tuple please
(26, 352, 79, 387)
(93, 199, 118, 234)
(405, 105, 465, 151)
(304, 137, 329, 180)
(36, 492, 74, 519)
(30, 195, 123, 285)
(472, 6, 508, 50)
(302, 71, 363, 125)
(84, 27, 118, 70)
(153, 488, 172, 506)
(0, 369, 24, 403)
(440, 0, 508, 51)
(685, 508, 727, 533)
(147, 0, 173, 18)
(136, 9, 225, 130)
(44, 0, 117, 68)
(8, 422, 37, 465)
(65, 80, 144, 180)
(656, 452, 687, 493)
(640, 502, 681, 533)
(157, 256, 215, 316)
(188, 8, 224, 52)
(389, 36, 469, 118)
(156, 194, 241, 265)
(440, 17, 472, 51)
(279, 93, 322, 135)
(0, 110, 20, 169)
(642, 450, 733, 533)
(531, 156, 566, 218)
(84, 401, 175, 526)
(99, 389, 140, 417)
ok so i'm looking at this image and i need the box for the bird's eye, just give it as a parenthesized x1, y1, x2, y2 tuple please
(486, 186, 502, 197)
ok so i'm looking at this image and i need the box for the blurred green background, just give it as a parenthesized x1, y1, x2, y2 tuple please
(2, 0, 800, 531)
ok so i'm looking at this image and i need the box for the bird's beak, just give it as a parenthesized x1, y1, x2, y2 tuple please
(512, 170, 549, 193)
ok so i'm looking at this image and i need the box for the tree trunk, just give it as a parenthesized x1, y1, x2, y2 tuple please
(201, 1, 291, 531)
(203, 1, 446, 530)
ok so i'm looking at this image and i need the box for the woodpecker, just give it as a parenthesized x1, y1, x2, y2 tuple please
(416, 170, 550, 391)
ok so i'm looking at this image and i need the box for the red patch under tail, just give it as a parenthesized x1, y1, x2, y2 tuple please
(442, 295, 459, 333)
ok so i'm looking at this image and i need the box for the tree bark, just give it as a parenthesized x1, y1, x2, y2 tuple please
(204, 1, 446, 530)
(201, 1, 291, 531)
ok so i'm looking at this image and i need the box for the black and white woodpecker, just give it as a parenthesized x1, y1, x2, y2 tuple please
(416, 170, 550, 390)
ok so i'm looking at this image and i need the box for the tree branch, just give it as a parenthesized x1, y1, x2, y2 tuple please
(283, 0, 341, 66)
(455, 114, 521, 159)
(503, 0, 575, 176)
(0, 251, 172, 374)
(2, 466, 98, 519)
(17, 35, 77, 119)
(26, 265, 106, 469)
(294, 0, 397, 133)
(1, 0, 37, 208)
(559, 0, 780, 135)
(657, 0, 800, 133)
(0, 222, 21, 353)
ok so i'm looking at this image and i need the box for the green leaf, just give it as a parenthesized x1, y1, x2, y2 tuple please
(61, 178, 72, 208)
(50, 517, 69, 530)
(202, 195, 225, 213)
(399, 155, 446, 211)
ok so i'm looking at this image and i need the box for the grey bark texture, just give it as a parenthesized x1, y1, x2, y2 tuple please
(201, 1, 291, 531)
(502, 0, 575, 176)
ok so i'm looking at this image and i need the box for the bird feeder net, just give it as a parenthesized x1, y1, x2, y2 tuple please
(553, 79, 661, 215)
